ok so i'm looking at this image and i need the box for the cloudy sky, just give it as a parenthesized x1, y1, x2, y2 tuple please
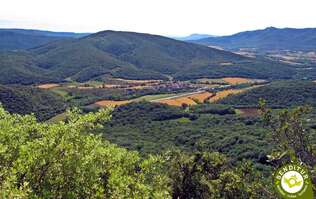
(1, 0, 316, 36)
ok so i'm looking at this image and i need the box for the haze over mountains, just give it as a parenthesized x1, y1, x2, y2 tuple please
(0, 29, 89, 51)
(172, 34, 215, 41)
(0, 29, 298, 84)
(193, 27, 316, 51)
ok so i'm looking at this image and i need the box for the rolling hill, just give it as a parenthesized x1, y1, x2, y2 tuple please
(0, 84, 67, 121)
(0, 51, 61, 84)
(218, 80, 316, 108)
(193, 27, 316, 51)
(0, 30, 298, 84)
(0, 29, 89, 51)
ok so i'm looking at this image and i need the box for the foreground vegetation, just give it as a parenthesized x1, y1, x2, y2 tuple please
(0, 106, 274, 198)
(0, 100, 315, 198)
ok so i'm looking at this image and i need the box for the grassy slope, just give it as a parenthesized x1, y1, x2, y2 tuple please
(194, 27, 316, 51)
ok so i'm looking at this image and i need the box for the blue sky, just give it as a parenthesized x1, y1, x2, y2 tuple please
(1, 0, 316, 36)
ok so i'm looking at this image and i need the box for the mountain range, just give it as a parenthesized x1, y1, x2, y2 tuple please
(193, 27, 316, 51)
(0, 29, 298, 84)
(0, 29, 89, 51)
(172, 34, 215, 41)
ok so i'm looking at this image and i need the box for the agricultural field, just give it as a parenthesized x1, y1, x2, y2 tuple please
(155, 91, 213, 106)
(188, 92, 214, 103)
(155, 91, 241, 107)
(85, 87, 253, 109)
(33, 77, 267, 120)
(194, 77, 266, 86)
(266, 50, 316, 66)
(222, 77, 251, 85)
(158, 96, 197, 106)
(37, 83, 60, 89)
(208, 89, 247, 102)
(132, 93, 182, 102)
(94, 100, 130, 107)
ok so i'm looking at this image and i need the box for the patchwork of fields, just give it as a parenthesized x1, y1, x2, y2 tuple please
(36, 77, 268, 112)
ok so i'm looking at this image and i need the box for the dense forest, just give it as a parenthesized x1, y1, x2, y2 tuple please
(0, 85, 67, 121)
(0, 101, 315, 198)
(0, 30, 302, 84)
(193, 27, 316, 51)
(0, 29, 88, 51)
(219, 80, 316, 108)
(98, 102, 273, 163)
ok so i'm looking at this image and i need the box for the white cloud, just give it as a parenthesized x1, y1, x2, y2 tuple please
(0, 0, 316, 36)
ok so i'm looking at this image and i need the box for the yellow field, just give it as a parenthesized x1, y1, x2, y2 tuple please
(157, 92, 213, 106)
(37, 83, 60, 89)
(222, 77, 251, 85)
(159, 97, 196, 106)
(157, 89, 246, 106)
(94, 100, 130, 107)
(209, 89, 246, 102)
(188, 92, 214, 103)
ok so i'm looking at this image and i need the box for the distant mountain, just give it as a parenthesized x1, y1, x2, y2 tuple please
(0, 30, 297, 84)
(172, 34, 215, 41)
(0, 29, 90, 51)
(193, 27, 316, 51)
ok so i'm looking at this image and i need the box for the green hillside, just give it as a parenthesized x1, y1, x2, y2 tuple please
(218, 80, 316, 108)
(0, 30, 298, 84)
(194, 27, 316, 51)
(0, 29, 88, 51)
(0, 85, 67, 120)
(0, 52, 60, 84)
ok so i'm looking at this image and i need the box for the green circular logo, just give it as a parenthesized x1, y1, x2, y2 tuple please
(273, 162, 313, 199)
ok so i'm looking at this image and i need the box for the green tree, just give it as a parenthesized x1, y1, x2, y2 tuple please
(259, 99, 316, 166)
(259, 99, 316, 189)
(164, 151, 272, 199)
(0, 106, 170, 198)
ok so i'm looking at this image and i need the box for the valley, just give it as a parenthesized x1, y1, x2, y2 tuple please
(1, 27, 316, 198)
(1, 29, 315, 160)
(33, 76, 267, 117)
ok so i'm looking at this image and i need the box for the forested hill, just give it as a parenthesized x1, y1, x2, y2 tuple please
(0, 30, 297, 84)
(0, 85, 67, 121)
(0, 29, 89, 51)
(193, 27, 316, 51)
(218, 80, 316, 108)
